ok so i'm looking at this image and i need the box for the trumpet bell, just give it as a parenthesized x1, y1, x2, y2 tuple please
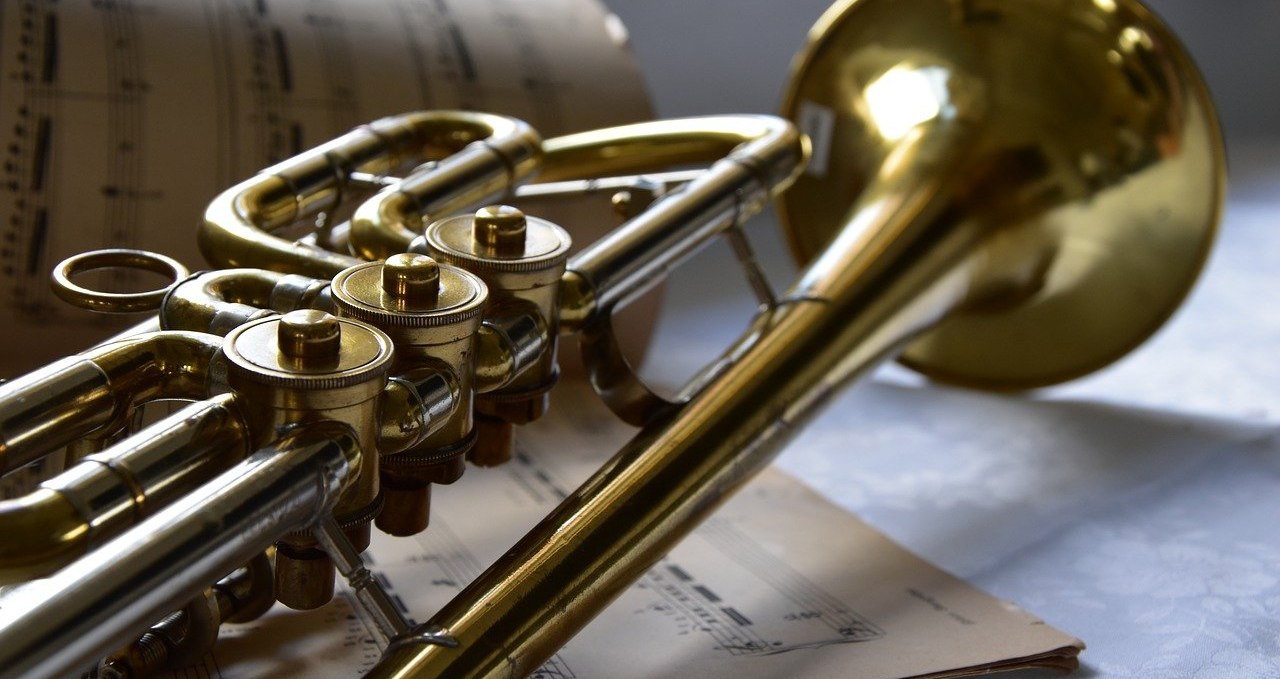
(780, 0, 1224, 389)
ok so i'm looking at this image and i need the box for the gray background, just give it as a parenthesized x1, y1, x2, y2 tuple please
(603, 0, 1279, 151)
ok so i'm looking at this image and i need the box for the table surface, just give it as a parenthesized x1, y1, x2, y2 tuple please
(635, 142, 1280, 679)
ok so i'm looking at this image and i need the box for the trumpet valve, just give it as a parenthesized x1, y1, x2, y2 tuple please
(419, 206, 571, 466)
(331, 256, 487, 536)
(222, 311, 395, 609)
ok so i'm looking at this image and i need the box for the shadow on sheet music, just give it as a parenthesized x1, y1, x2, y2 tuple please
(776, 379, 1279, 678)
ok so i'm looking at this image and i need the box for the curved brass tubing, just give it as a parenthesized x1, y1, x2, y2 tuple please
(544, 115, 808, 330)
(348, 115, 543, 262)
(0, 395, 250, 583)
(201, 112, 542, 278)
(161, 269, 332, 335)
(539, 115, 805, 185)
(0, 331, 223, 473)
(363, 0, 1223, 674)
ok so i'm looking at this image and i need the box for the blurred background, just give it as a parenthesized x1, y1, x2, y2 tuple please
(604, 0, 1277, 151)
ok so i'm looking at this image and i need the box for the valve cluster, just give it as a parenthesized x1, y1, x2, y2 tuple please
(203, 204, 572, 610)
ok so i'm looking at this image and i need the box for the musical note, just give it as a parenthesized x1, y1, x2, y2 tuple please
(0, 0, 653, 378)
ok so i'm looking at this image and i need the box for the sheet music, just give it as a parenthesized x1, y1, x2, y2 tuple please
(170, 382, 1081, 679)
(0, 0, 652, 376)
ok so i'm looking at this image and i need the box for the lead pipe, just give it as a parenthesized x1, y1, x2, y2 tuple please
(0, 422, 359, 679)
(0, 331, 223, 473)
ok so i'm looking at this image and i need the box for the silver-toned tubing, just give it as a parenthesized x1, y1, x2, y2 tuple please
(0, 423, 358, 679)
(0, 395, 251, 583)
(474, 310, 550, 394)
(200, 112, 542, 278)
(0, 331, 223, 473)
(550, 116, 807, 329)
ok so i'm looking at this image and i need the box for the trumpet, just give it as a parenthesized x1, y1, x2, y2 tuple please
(0, 0, 1223, 677)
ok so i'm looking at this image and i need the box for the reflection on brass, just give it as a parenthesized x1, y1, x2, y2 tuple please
(0, 0, 1225, 676)
(50, 248, 190, 314)
(381, 254, 442, 310)
(472, 206, 529, 256)
(366, 0, 1224, 677)
(421, 206, 573, 464)
(277, 311, 344, 365)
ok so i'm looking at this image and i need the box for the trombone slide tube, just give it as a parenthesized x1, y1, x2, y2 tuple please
(0, 425, 358, 679)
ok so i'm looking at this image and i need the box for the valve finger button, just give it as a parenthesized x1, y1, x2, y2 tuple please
(223, 314, 393, 391)
(278, 310, 342, 364)
(423, 205, 571, 285)
(473, 205, 528, 255)
(382, 253, 441, 307)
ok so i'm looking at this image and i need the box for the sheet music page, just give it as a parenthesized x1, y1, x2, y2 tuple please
(0, 0, 652, 376)
(174, 382, 1081, 679)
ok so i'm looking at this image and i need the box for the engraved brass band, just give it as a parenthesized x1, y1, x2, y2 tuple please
(0, 0, 1226, 677)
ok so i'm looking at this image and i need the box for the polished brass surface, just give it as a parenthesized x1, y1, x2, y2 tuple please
(381, 254, 442, 309)
(423, 208, 573, 284)
(277, 311, 344, 364)
(0, 424, 360, 679)
(202, 112, 541, 278)
(363, 1, 1224, 678)
(778, 0, 1223, 389)
(0, 0, 1227, 673)
(163, 270, 289, 333)
(51, 249, 190, 314)
(331, 258, 486, 535)
(161, 268, 332, 336)
(0, 332, 222, 473)
(222, 314, 394, 609)
(545, 116, 806, 330)
(332, 261, 487, 332)
(0, 395, 249, 583)
(472, 206, 530, 255)
(422, 206, 573, 465)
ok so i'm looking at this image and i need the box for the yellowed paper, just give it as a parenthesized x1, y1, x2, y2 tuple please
(0, 0, 652, 377)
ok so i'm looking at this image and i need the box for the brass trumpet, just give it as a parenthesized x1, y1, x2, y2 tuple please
(0, 0, 1223, 677)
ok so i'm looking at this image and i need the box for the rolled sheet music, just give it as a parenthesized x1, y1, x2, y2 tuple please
(0, 0, 654, 377)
